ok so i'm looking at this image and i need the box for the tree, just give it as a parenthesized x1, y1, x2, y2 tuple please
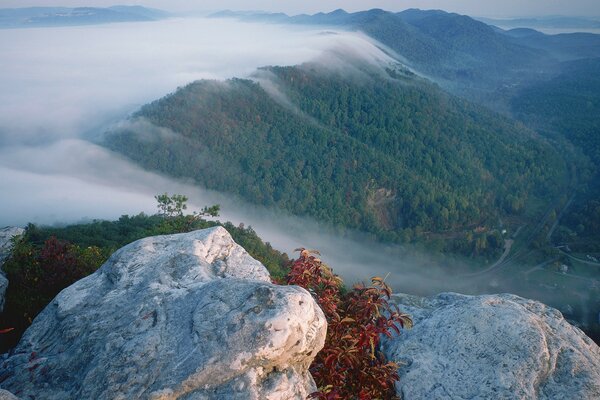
(154, 193, 220, 233)
(155, 193, 188, 217)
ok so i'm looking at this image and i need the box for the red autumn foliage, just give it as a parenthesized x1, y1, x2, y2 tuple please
(39, 237, 87, 293)
(286, 249, 412, 400)
(1, 236, 104, 351)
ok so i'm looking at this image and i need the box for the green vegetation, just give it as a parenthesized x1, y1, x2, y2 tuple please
(512, 58, 600, 251)
(512, 58, 600, 167)
(104, 63, 566, 255)
(0, 195, 289, 352)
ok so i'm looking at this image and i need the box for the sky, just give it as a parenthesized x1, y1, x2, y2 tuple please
(2, 0, 600, 17)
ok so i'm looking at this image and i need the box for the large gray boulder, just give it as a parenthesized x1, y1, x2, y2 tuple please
(383, 292, 600, 400)
(0, 227, 24, 313)
(0, 227, 326, 399)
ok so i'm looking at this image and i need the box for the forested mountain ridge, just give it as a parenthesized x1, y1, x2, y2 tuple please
(511, 57, 600, 250)
(211, 8, 600, 251)
(103, 62, 567, 250)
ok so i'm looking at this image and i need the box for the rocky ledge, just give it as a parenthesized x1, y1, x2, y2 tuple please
(0, 227, 326, 399)
(383, 292, 600, 400)
(2, 226, 599, 400)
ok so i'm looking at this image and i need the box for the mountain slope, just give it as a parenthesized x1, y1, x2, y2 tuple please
(502, 29, 600, 61)
(103, 63, 566, 246)
(511, 58, 600, 250)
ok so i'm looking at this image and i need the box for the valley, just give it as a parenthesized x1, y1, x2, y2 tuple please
(99, 10, 600, 340)
(1, 5, 599, 346)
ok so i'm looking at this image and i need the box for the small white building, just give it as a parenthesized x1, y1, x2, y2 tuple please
(559, 264, 569, 274)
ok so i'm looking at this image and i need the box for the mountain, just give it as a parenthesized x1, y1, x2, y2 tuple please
(501, 29, 600, 60)
(213, 9, 555, 96)
(477, 16, 600, 30)
(213, 8, 600, 103)
(511, 57, 600, 251)
(512, 57, 600, 165)
(209, 8, 599, 191)
(103, 61, 566, 250)
(0, 6, 168, 28)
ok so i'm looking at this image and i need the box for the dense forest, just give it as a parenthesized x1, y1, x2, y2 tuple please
(511, 58, 600, 250)
(103, 63, 567, 253)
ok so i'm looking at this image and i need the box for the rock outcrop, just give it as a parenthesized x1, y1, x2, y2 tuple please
(0, 227, 24, 313)
(0, 389, 18, 400)
(383, 292, 600, 400)
(0, 227, 326, 399)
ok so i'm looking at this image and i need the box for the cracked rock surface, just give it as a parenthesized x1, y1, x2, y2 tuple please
(383, 292, 600, 400)
(0, 227, 326, 399)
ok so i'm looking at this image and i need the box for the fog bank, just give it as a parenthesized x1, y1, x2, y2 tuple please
(0, 18, 383, 145)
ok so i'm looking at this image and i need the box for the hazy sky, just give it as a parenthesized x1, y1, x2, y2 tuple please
(2, 0, 600, 17)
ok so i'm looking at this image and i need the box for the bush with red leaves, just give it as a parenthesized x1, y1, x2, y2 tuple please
(286, 249, 412, 400)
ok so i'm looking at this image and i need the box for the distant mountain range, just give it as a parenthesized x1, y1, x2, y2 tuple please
(0, 6, 169, 28)
(477, 16, 600, 30)
(211, 8, 600, 101)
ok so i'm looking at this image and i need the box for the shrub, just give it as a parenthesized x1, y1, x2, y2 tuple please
(1, 235, 105, 351)
(286, 249, 412, 400)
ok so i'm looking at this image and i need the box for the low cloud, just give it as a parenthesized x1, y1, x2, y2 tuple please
(0, 18, 391, 144)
